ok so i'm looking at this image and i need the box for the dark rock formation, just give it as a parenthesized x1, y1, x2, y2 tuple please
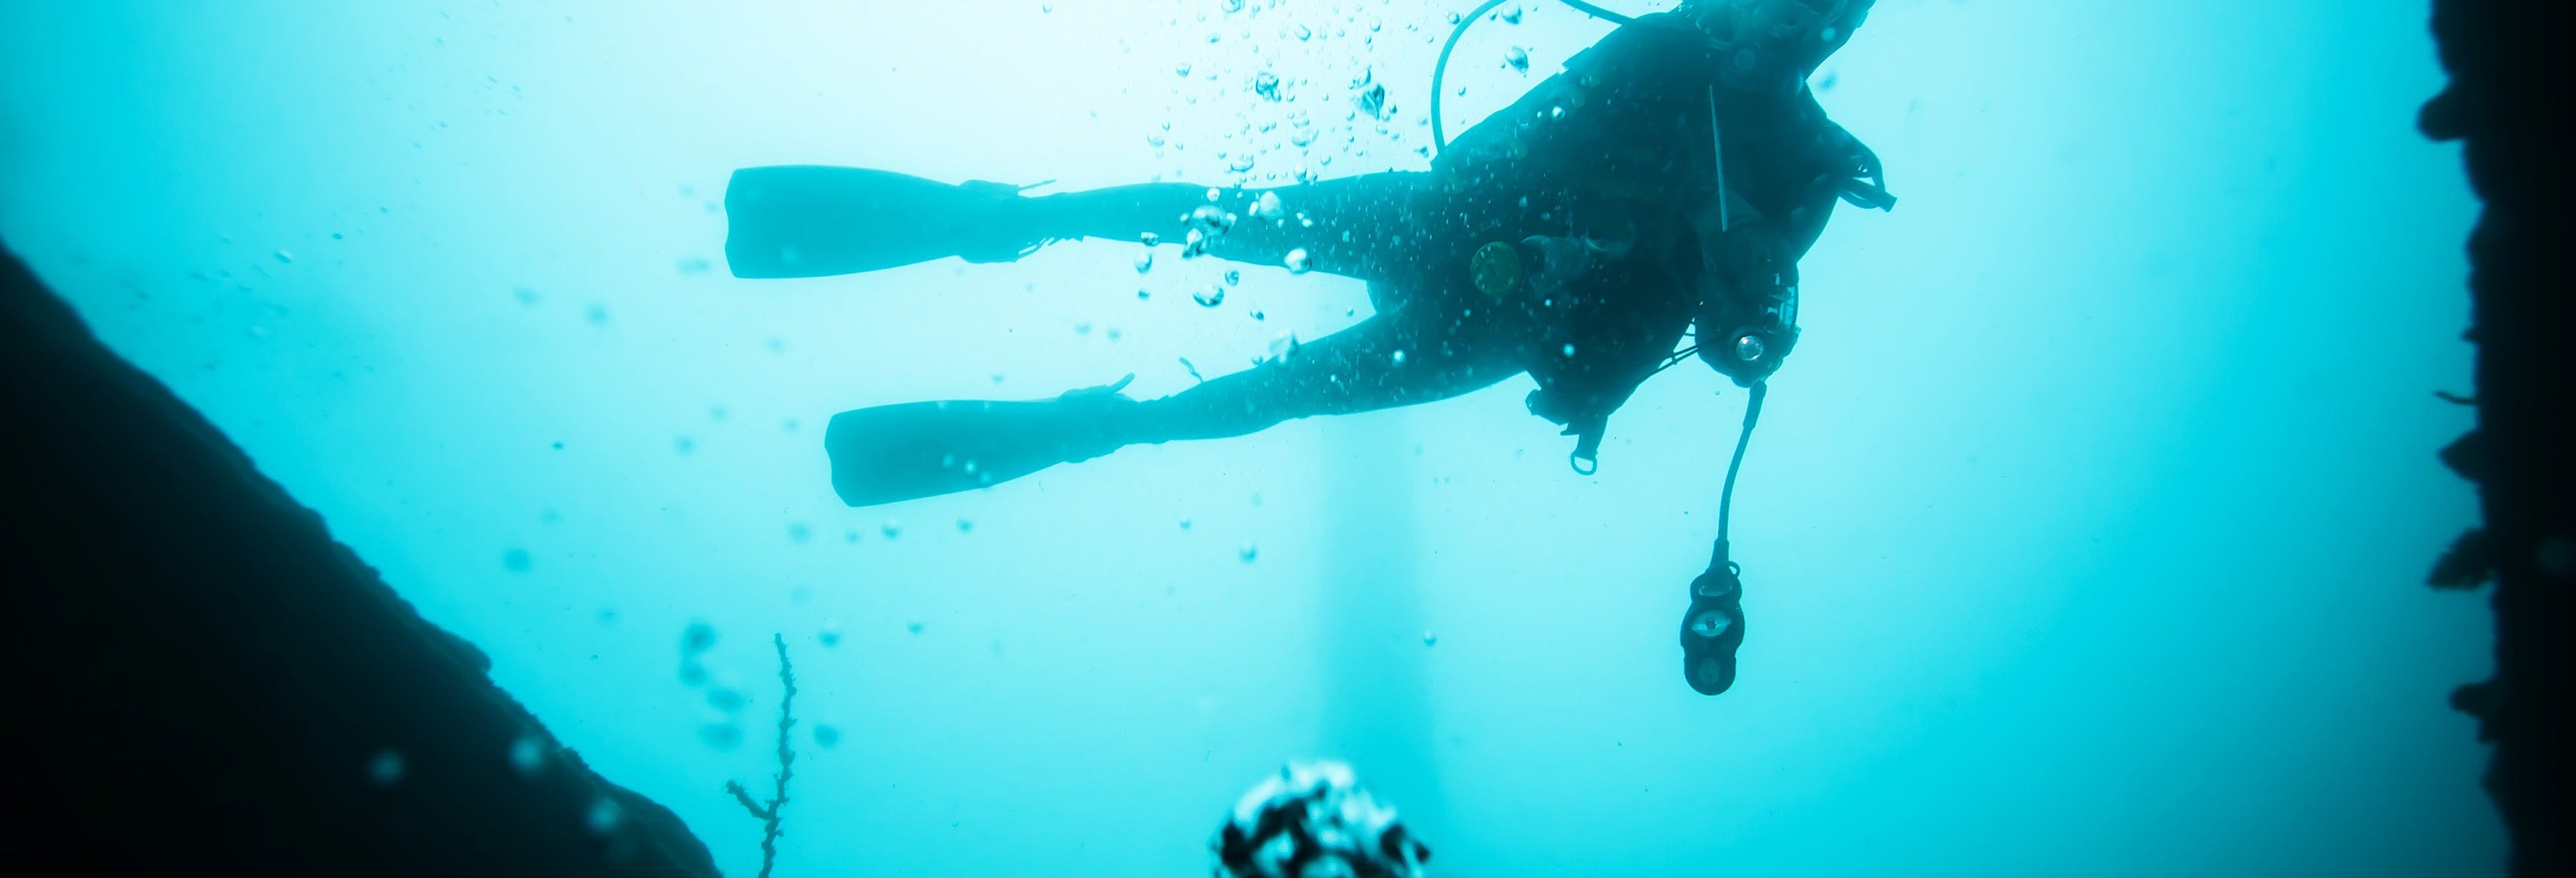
(2419, 1, 2575, 874)
(0, 244, 718, 877)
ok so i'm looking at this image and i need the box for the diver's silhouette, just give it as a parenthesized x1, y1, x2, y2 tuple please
(726, 0, 1896, 695)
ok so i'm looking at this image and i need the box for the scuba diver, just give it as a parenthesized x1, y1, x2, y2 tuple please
(723, 0, 1896, 696)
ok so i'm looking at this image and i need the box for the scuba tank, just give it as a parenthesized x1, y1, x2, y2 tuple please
(1430, 0, 1653, 154)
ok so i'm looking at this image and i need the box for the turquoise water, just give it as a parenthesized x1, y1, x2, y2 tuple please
(0, 1, 2499, 874)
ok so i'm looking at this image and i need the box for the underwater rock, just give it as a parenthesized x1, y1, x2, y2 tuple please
(2420, 4, 2576, 873)
(0, 242, 718, 875)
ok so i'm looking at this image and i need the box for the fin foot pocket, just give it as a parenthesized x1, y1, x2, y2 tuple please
(725, 166, 1057, 278)
(823, 382, 1136, 507)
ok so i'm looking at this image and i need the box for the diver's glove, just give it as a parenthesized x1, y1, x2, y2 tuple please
(1525, 235, 1593, 297)
(1822, 123, 1898, 212)
(1521, 233, 1633, 298)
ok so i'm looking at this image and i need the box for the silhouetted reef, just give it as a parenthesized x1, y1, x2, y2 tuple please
(2420, 1, 2575, 874)
(0, 243, 718, 876)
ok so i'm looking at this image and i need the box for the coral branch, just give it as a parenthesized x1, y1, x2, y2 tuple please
(723, 780, 770, 820)
(723, 633, 797, 878)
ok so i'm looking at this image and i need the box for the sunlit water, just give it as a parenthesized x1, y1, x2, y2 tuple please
(0, 1, 2498, 875)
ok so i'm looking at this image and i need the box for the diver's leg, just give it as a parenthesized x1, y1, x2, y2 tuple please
(824, 300, 1516, 507)
(1119, 304, 1519, 444)
(1037, 172, 1456, 283)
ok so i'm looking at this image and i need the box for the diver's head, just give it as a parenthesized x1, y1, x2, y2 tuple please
(1684, 0, 1875, 89)
(1695, 238, 1802, 387)
(1699, 315, 1799, 387)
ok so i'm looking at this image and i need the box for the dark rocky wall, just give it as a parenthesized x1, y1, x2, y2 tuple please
(2419, 1, 2575, 875)
(0, 244, 718, 877)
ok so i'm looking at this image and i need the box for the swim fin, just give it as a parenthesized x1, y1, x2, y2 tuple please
(725, 165, 1060, 279)
(823, 377, 1137, 507)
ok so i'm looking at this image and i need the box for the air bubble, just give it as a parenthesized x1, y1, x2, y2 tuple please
(508, 736, 546, 776)
(366, 750, 406, 786)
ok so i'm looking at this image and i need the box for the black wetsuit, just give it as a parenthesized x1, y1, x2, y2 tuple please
(1038, 11, 1890, 466)
(761, 4, 1895, 512)
(741, 1, 1891, 694)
